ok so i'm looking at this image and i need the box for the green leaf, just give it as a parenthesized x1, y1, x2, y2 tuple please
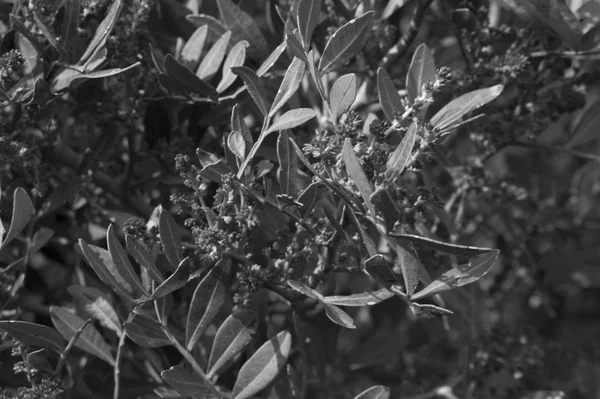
(353, 385, 391, 399)
(265, 108, 316, 134)
(29, 227, 54, 254)
(49, 306, 115, 365)
(384, 122, 418, 184)
(324, 303, 356, 328)
(231, 66, 270, 116)
(198, 148, 236, 182)
(60, 0, 81, 62)
(406, 44, 436, 105)
(26, 349, 53, 375)
(231, 104, 253, 149)
(388, 231, 495, 257)
(217, 0, 268, 56)
(151, 257, 192, 300)
(430, 84, 504, 132)
(164, 54, 219, 101)
(217, 40, 249, 93)
(342, 138, 377, 219)
(287, 280, 321, 299)
(277, 130, 299, 197)
(207, 310, 258, 379)
(196, 30, 231, 81)
(257, 41, 287, 77)
(396, 242, 420, 297)
(369, 188, 399, 232)
(231, 331, 292, 399)
(318, 11, 374, 73)
(78, 0, 123, 67)
(181, 25, 208, 70)
(296, 181, 328, 218)
(228, 130, 247, 161)
(107, 225, 146, 297)
(161, 365, 215, 397)
(329, 73, 357, 122)
(377, 67, 403, 122)
(285, 31, 308, 63)
(68, 285, 122, 335)
(269, 57, 306, 117)
(0, 321, 64, 354)
(124, 314, 171, 348)
(32, 11, 69, 61)
(185, 260, 229, 350)
(297, 0, 322, 48)
(1, 188, 34, 250)
(126, 235, 164, 283)
(364, 254, 398, 290)
(49, 63, 140, 93)
(159, 209, 183, 270)
(322, 288, 394, 307)
(410, 302, 453, 318)
(567, 99, 600, 148)
(410, 250, 500, 301)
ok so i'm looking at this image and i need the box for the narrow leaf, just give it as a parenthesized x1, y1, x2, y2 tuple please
(107, 225, 146, 297)
(126, 235, 164, 283)
(410, 302, 453, 318)
(228, 130, 246, 161)
(329, 73, 357, 121)
(26, 349, 53, 374)
(410, 250, 500, 301)
(231, 331, 292, 399)
(568, 99, 600, 148)
(32, 11, 68, 61)
(164, 54, 218, 101)
(124, 315, 171, 348)
(318, 11, 374, 73)
(388, 231, 495, 256)
(196, 30, 231, 81)
(297, 0, 322, 48)
(185, 260, 228, 350)
(377, 67, 403, 122)
(49, 306, 115, 365)
(364, 254, 398, 290)
(217, 40, 249, 93)
(384, 122, 418, 183)
(78, 0, 123, 66)
(406, 44, 436, 105)
(285, 32, 308, 63)
(231, 104, 253, 149)
(231, 66, 270, 116)
(324, 303, 356, 328)
(396, 242, 420, 297)
(161, 365, 214, 397)
(60, 0, 81, 62)
(1, 188, 34, 250)
(181, 25, 208, 70)
(207, 310, 258, 378)
(342, 138, 377, 218)
(187, 14, 228, 39)
(29, 227, 54, 254)
(68, 285, 122, 335)
(354, 385, 391, 399)
(151, 257, 192, 300)
(217, 0, 268, 56)
(257, 41, 287, 77)
(159, 209, 183, 270)
(277, 131, 299, 197)
(322, 288, 394, 307)
(430, 84, 504, 132)
(0, 321, 64, 354)
(269, 57, 306, 117)
(265, 108, 316, 134)
(287, 280, 321, 299)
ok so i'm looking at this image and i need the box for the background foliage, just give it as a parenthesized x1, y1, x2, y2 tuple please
(0, 0, 599, 398)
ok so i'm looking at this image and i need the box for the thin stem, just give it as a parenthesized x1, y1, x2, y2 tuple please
(55, 318, 93, 377)
(237, 117, 271, 179)
(113, 315, 132, 399)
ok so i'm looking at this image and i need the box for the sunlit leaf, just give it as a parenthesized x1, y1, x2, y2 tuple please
(269, 57, 306, 117)
(68, 285, 122, 335)
(151, 257, 192, 300)
(180, 25, 208, 70)
(297, 0, 322, 48)
(231, 66, 270, 116)
(228, 130, 247, 161)
(277, 130, 299, 197)
(384, 122, 418, 184)
(217, 40, 249, 93)
(329, 73, 357, 122)
(388, 231, 495, 256)
(196, 30, 231, 81)
(287, 280, 321, 299)
(265, 108, 316, 134)
(406, 44, 436, 105)
(159, 209, 183, 270)
(410, 302, 453, 318)
(78, 0, 123, 67)
(257, 41, 287, 77)
(377, 67, 403, 122)
(322, 288, 394, 307)
(353, 385, 391, 399)
(342, 138, 377, 219)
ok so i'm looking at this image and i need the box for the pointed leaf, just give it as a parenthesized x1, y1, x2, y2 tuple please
(342, 138, 376, 218)
(322, 288, 394, 307)
(78, 0, 123, 66)
(329, 73, 357, 121)
(207, 310, 258, 378)
(32, 11, 68, 61)
(287, 280, 321, 299)
(60, 0, 81, 62)
(297, 0, 322, 48)
(217, 0, 268, 56)
(231, 104, 253, 149)
(396, 242, 420, 297)
(124, 314, 171, 348)
(269, 57, 306, 117)
(364, 254, 398, 290)
(159, 209, 183, 270)
(567, 99, 600, 148)
(265, 108, 316, 134)
(197, 30, 231, 81)
(29, 227, 54, 254)
(410, 250, 500, 301)
(388, 231, 495, 256)
(50, 306, 115, 365)
(410, 302, 453, 318)
(107, 225, 146, 297)
(257, 41, 287, 77)
(151, 257, 192, 300)
(430, 84, 504, 132)
(185, 260, 228, 350)
(0, 321, 64, 354)
(217, 40, 249, 93)
(406, 44, 436, 104)
(126, 235, 164, 283)
(324, 303, 356, 328)
(181, 25, 208, 70)
(285, 32, 308, 63)
(68, 285, 122, 335)
(164, 54, 218, 101)
(277, 131, 299, 197)
(228, 130, 247, 161)
(187, 14, 228, 39)
(384, 122, 418, 183)
(318, 11, 374, 73)
(231, 66, 270, 116)
(377, 67, 403, 122)
(26, 349, 53, 374)
(354, 385, 391, 399)
(1, 188, 34, 250)
(231, 331, 292, 399)
(161, 365, 214, 397)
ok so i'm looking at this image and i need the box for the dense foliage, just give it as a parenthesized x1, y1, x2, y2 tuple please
(0, 0, 599, 398)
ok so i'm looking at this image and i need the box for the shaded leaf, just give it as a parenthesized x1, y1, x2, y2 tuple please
(124, 314, 171, 348)
(430, 84, 504, 132)
(50, 306, 115, 365)
(207, 310, 258, 378)
(26, 349, 53, 375)
(180, 25, 208, 70)
(269, 57, 306, 117)
(187, 14, 228, 40)
(0, 321, 64, 354)
(231, 104, 253, 149)
(1, 188, 34, 250)
(159, 209, 183, 270)
(151, 257, 192, 300)
(257, 41, 287, 77)
(297, 0, 322, 48)
(217, 40, 249, 93)
(342, 138, 377, 218)
(384, 122, 418, 184)
(231, 331, 292, 399)
(228, 130, 246, 161)
(265, 108, 316, 134)
(78, 0, 123, 66)
(285, 31, 308, 63)
(377, 67, 403, 122)
(217, 0, 268, 56)
(231, 66, 270, 116)
(164, 54, 218, 101)
(396, 242, 420, 297)
(196, 30, 231, 81)
(60, 0, 81, 62)
(568, 99, 600, 148)
(329, 73, 357, 122)
(185, 260, 229, 350)
(319, 11, 374, 73)
(410, 250, 500, 301)
(287, 280, 321, 299)
(364, 254, 397, 290)
(406, 44, 436, 105)
(198, 148, 236, 183)
(388, 231, 495, 256)
(296, 181, 329, 218)
(32, 11, 68, 61)
(29, 227, 54, 254)
(354, 385, 391, 399)
(126, 235, 164, 283)
(107, 225, 146, 297)
(277, 130, 299, 197)
(68, 285, 122, 335)
(322, 288, 394, 307)
(324, 303, 356, 328)
(161, 365, 215, 397)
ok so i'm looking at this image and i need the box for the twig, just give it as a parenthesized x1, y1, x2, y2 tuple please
(113, 315, 132, 399)
(380, 0, 434, 69)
